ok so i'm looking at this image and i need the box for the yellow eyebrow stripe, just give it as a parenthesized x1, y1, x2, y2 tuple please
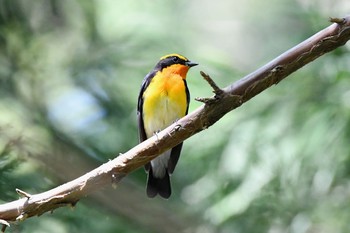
(159, 53, 188, 61)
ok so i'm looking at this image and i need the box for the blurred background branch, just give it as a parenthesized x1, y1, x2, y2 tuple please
(0, 1, 350, 233)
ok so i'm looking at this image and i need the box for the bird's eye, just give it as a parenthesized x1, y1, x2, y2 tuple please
(172, 56, 179, 62)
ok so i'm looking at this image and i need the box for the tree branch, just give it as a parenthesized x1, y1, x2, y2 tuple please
(1, 16, 350, 231)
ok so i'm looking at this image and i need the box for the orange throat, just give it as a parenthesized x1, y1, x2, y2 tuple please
(161, 64, 190, 79)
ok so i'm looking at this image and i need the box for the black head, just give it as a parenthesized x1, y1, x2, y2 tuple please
(155, 54, 198, 70)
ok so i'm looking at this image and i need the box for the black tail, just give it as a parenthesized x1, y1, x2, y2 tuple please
(146, 167, 171, 199)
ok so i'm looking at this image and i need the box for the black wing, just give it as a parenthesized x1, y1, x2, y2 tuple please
(168, 79, 190, 174)
(184, 79, 190, 115)
(137, 70, 158, 143)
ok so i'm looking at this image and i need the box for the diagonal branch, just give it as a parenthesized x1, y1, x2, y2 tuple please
(1, 16, 350, 231)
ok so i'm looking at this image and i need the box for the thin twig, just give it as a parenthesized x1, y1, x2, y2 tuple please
(16, 189, 32, 199)
(0, 219, 9, 233)
(201, 71, 224, 95)
(329, 17, 345, 24)
(195, 71, 225, 104)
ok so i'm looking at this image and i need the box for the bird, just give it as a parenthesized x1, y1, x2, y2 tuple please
(137, 54, 198, 198)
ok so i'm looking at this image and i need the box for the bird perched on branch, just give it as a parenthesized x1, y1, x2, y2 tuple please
(137, 54, 198, 198)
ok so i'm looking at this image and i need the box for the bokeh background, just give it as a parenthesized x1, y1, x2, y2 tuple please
(1, 0, 350, 232)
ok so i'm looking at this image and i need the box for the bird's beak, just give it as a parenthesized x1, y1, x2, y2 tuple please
(186, 61, 198, 67)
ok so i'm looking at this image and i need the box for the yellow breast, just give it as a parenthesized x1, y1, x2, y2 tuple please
(142, 71, 187, 138)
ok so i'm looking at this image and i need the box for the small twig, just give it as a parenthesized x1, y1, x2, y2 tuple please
(16, 189, 32, 199)
(329, 17, 345, 24)
(200, 71, 223, 95)
(16, 213, 27, 221)
(195, 71, 225, 104)
(0, 219, 9, 233)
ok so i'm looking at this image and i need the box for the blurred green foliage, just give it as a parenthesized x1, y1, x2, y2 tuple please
(0, 0, 350, 232)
